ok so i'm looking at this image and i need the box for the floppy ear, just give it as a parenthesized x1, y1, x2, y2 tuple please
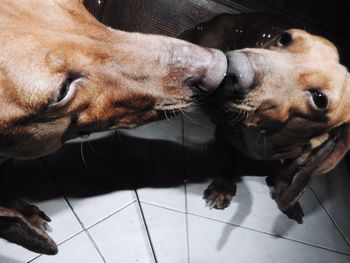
(276, 124, 350, 217)
(313, 123, 350, 174)
(0, 206, 58, 255)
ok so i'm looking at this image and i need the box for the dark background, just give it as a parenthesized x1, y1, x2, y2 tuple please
(3, 0, 349, 200)
(84, 0, 349, 68)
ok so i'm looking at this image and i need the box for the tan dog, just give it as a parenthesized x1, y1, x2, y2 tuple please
(0, 0, 227, 255)
(195, 15, 350, 223)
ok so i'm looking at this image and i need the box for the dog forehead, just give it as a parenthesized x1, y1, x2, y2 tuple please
(287, 29, 339, 61)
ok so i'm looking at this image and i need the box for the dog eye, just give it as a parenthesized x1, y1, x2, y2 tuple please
(276, 32, 293, 47)
(309, 89, 328, 110)
(54, 72, 83, 105)
(56, 72, 81, 102)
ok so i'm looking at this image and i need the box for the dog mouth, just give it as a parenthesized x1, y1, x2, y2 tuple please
(207, 50, 259, 111)
(154, 79, 219, 111)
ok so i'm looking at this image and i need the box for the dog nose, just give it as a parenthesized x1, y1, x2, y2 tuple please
(180, 46, 227, 93)
(222, 51, 256, 98)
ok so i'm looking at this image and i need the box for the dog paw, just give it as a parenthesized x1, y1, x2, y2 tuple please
(203, 182, 236, 210)
(6, 199, 52, 231)
(0, 199, 57, 255)
(282, 202, 305, 224)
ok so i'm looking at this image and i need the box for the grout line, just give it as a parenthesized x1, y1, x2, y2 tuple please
(188, 211, 350, 257)
(310, 185, 350, 248)
(181, 114, 191, 263)
(134, 190, 158, 263)
(39, 158, 108, 263)
(140, 200, 186, 213)
(184, 183, 191, 263)
(27, 230, 85, 263)
(85, 200, 136, 230)
(27, 199, 137, 263)
(139, 200, 350, 257)
(115, 130, 158, 263)
(28, 254, 41, 262)
(85, 230, 108, 263)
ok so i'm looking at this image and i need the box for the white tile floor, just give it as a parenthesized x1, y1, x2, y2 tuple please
(1, 109, 350, 263)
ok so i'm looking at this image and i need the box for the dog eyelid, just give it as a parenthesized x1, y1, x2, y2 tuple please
(276, 32, 293, 47)
(308, 89, 329, 111)
(51, 72, 83, 107)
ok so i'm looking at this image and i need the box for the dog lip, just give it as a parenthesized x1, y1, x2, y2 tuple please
(154, 101, 192, 111)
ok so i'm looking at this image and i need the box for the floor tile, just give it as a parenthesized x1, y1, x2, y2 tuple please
(187, 176, 350, 254)
(31, 232, 103, 263)
(188, 214, 350, 263)
(89, 202, 154, 263)
(67, 190, 136, 228)
(141, 203, 188, 262)
(42, 132, 136, 228)
(137, 185, 186, 212)
(311, 161, 350, 244)
(0, 159, 82, 262)
(0, 241, 37, 263)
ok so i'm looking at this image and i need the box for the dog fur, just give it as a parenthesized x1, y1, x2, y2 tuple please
(0, 0, 227, 254)
(194, 14, 350, 223)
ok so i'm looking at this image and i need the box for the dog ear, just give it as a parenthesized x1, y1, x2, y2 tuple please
(0, 207, 58, 255)
(275, 126, 348, 217)
(312, 123, 350, 175)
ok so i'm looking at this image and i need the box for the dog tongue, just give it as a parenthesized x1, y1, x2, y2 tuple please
(226, 51, 255, 92)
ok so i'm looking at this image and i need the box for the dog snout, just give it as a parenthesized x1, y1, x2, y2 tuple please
(180, 46, 227, 93)
(223, 51, 256, 98)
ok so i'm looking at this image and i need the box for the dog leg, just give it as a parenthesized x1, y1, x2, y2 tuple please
(274, 173, 305, 224)
(0, 197, 58, 255)
(0, 160, 57, 254)
(203, 176, 237, 209)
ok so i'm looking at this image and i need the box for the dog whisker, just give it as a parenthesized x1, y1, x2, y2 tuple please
(87, 140, 106, 156)
(184, 119, 215, 130)
(179, 108, 193, 121)
(262, 133, 267, 157)
(164, 110, 171, 122)
(80, 138, 89, 171)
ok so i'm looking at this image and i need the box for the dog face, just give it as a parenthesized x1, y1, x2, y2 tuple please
(0, 0, 226, 159)
(220, 29, 350, 159)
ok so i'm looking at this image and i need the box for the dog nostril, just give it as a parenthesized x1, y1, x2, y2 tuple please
(225, 51, 255, 97)
(231, 74, 238, 86)
(184, 76, 210, 96)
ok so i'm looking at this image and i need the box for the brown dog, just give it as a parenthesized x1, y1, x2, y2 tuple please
(0, 0, 227, 255)
(194, 14, 350, 223)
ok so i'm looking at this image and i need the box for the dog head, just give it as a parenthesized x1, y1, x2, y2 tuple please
(218, 29, 350, 159)
(0, 0, 226, 159)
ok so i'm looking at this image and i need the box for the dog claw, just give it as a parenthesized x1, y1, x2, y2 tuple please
(39, 210, 52, 222)
(38, 222, 53, 233)
(283, 202, 304, 224)
(203, 182, 235, 210)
